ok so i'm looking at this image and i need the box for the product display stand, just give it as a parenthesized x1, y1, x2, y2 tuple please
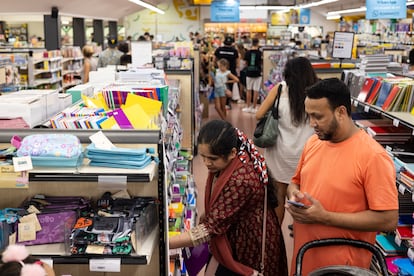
(0, 129, 169, 276)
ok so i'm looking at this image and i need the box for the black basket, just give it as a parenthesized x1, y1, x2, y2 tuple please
(294, 238, 388, 276)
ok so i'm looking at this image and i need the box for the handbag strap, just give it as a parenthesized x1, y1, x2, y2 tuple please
(260, 185, 268, 274)
(272, 83, 283, 119)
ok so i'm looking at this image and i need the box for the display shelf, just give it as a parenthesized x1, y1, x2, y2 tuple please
(0, 128, 168, 275)
(28, 162, 156, 182)
(25, 227, 159, 265)
(352, 98, 414, 131)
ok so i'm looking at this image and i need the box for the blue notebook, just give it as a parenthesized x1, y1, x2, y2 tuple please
(375, 82, 393, 107)
(375, 234, 407, 255)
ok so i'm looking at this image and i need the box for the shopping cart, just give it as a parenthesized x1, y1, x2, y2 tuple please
(294, 238, 389, 276)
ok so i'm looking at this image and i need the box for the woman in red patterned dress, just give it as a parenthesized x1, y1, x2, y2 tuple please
(170, 120, 287, 276)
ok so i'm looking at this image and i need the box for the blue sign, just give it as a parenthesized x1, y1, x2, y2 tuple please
(366, 0, 407, 19)
(211, 0, 240, 22)
(299, 8, 310, 24)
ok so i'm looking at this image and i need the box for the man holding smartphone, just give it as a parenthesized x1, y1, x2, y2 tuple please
(286, 78, 398, 275)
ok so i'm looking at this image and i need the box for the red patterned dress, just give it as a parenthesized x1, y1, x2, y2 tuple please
(202, 155, 288, 276)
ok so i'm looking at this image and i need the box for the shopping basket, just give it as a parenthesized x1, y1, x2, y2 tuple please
(294, 238, 388, 276)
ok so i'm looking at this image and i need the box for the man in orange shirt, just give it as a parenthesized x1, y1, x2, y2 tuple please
(286, 78, 399, 275)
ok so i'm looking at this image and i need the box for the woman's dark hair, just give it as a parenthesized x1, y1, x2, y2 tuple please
(409, 48, 414, 66)
(197, 119, 279, 208)
(283, 57, 319, 126)
(305, 77, 352, 116)
(197, 120, 238, 157)
(0, 256, 42, 276)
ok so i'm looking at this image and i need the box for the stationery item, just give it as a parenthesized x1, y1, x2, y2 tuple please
(375, 82, 394, 107)
(16, 134, 83, 167)
(357, 78, 376, 102)
(365, 79, 383, 104)
(395, 225, 413, 240)
(375, 234, 407, 255)
(124, 93, 162, 116)
(393, 258, 414, 275)
(109, 108, 134, 129)
(382, 85, 402, 111)
(16, 210, 77, 245)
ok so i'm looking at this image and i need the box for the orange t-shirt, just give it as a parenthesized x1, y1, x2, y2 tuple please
(291, 130, 398, 275)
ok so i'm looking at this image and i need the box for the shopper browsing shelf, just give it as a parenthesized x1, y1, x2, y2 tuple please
(170, 120, 288, 276)
(256, 57, 318, 224)
(209, 59, 239, 120)
(286, 78, 399, 276)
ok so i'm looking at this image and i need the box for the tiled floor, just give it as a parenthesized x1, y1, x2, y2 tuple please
(193, 100, 294, 275)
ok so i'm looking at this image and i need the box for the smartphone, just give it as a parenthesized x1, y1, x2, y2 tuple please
(287, 200, 308, 208)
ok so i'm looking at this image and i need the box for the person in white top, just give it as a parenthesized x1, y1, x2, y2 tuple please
(256, 57, 319, 224)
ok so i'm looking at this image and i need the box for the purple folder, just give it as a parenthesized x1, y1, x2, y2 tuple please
(182, 242, 209, 276)
(109, 108, 133, 129)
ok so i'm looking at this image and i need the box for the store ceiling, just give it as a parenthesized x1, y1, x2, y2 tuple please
(0, 0, 367, 22)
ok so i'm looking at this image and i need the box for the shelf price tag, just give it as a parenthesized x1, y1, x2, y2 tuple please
(394, 234, 402, 247)
(393, 119, 400, 127)
(90, 258, 121, 272)
(398, 184, 406, 195)
(364, 105, 370, 113)
(353, 99, 358, 107)
(39, 258, 53, 268)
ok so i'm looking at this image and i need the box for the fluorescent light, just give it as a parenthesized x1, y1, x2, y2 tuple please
(129, 0, 165, 14)
(300, 0, 338, 9)
(326, 14, 341, 20)
(239, 5, 291, 10)
(327, 6, 366, 15)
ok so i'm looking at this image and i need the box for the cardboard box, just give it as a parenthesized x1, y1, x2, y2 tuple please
(18, 89, 60, 118)
(58, 93, 72, 111)
(0, 94, 44, 127)
(66, 84, 94, 104)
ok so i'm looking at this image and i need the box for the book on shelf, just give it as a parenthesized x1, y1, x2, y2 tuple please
(357, 78, 376, 102)
(354, 118, 394, 129)
(367, 125, 412, 137)
(396, 225, 413, 240)
(382, 85, 402, 111)
(375, 81, 394, 108)
(365, 79, 382, 104)
(375, 234, 407, 256)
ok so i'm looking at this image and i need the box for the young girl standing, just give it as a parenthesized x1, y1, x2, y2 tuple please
(210, 59, 239, 120)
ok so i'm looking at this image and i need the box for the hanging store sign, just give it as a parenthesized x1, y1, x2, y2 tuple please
(211, 0, 240, 22)
(366, 0, 407, 19)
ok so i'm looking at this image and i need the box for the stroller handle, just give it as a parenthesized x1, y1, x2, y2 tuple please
(294, 238, 388, 276)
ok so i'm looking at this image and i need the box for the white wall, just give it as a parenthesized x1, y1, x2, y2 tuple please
(125, 2, 202, 42)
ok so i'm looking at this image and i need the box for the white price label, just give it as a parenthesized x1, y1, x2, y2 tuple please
(39, 258, 53, 268)
(89, 131, 115, 150)
(408, 248, 414, 262)
(364, 105, 370, 113)
(393, 119, 400, 127)
(12, 156, 33, 172)
(394, 234, 402, 247)
(353, 99, 358, 107)
(398, 184, 406, 195)
(89, 258, 121, 272)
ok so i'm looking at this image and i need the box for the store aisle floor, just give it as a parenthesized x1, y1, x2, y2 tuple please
(193, 101, 293, 275)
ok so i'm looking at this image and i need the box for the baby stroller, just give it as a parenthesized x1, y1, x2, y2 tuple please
(294, 238, 389, 276)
